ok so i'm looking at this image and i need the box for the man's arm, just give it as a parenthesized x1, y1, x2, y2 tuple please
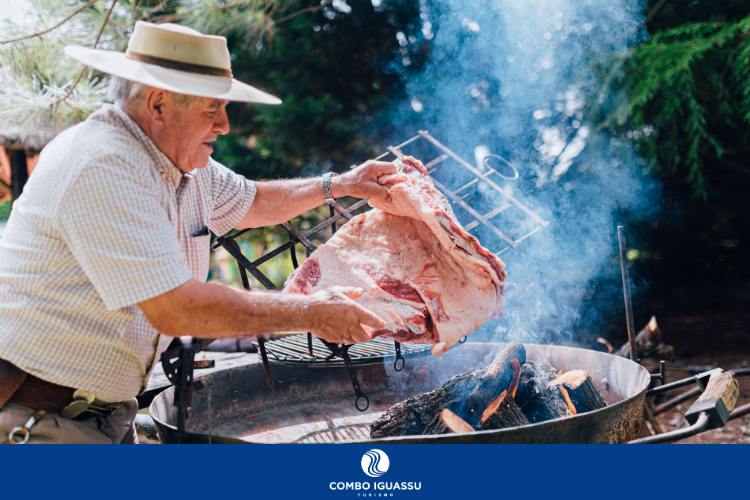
(236, 160, 396, 229)
(137, 279, 385, 344)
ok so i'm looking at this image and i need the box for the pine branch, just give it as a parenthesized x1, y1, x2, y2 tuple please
(596, 12, 750, 199)
(136, 0, 172, 22)
(0, 0, 98, 45)
(608, 0, 668, 44)
(53, 0, 119, 108)
(218, 3, 277, 37)
(274, 0, 330, 25)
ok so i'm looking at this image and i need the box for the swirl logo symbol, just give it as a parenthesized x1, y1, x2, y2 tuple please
(361, 449, 390, 478)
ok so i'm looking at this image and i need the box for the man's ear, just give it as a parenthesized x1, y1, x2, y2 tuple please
(144, 88, 169, 126)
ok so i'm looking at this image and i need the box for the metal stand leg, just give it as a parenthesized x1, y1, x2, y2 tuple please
(256, 335, 276, 394)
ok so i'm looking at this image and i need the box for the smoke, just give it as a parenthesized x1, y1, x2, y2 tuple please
(383, 0, 661, 349)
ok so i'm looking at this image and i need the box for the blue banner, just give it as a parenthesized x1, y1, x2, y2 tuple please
(1, 444, 747, 499)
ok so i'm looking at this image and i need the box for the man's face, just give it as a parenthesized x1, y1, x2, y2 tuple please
(164, 97, 230, 173)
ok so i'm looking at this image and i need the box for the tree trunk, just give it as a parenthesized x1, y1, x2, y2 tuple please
(480, 390, 529, 430)
(8, 147, 28, 202)
(548, 370, 607, 413)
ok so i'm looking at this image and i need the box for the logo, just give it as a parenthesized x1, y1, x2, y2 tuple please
(361, 449, 390, 478)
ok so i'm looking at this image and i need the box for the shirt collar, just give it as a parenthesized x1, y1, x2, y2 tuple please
(109, 104, 189, 187)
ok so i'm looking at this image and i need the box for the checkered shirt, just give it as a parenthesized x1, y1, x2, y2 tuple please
(0, 104, 256, 402)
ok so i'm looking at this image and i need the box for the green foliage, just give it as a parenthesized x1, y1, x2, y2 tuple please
(604, 12, 750, 200)
(0, 200, 10, 221)
(175, 0, 298, 47)
(211, 0, 423, 181)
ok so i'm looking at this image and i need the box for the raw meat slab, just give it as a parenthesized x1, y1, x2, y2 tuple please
(283, 157, 506, 356)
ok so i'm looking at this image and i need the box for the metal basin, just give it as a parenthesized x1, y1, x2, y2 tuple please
(150, 342, 650, 444)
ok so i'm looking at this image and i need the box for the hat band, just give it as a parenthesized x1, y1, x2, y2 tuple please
(125, 50, 233, 78)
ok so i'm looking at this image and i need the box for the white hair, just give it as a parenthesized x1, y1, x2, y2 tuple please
(107, 76, 200, 108)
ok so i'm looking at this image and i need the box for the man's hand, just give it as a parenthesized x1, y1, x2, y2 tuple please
(331, 160, 397, 202)
(305, 286, 385, 344)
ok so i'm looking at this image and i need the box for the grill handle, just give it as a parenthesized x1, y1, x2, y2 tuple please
(629, 370, 739, 444)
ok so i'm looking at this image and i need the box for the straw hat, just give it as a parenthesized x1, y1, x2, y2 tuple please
(64, 21, 281, 105)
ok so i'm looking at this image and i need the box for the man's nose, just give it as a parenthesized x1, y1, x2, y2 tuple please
(214, 108, 230, 135)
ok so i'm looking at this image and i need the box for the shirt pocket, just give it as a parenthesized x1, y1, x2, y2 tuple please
(186, 229, 211, 282)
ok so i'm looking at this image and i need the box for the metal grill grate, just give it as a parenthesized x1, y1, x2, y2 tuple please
(375, 130, 549, 255)
(256, 335, 431, 365)
(293, 423, 371, 443)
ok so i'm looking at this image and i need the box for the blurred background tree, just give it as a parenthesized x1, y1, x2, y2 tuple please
(597, 1, 750, 293)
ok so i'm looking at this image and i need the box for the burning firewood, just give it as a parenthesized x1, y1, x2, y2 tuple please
(480, 390, 529, 430)
(467, 340, 526, 415)
(548, 370, 607, 413)
(520, 386, 574, 423)
(427, 408, 475, 434)
(369, 368, 481, 438)
(370, 341, 527, 438)
(614, 316, 675, 361)
(514, 360, 558, 407)
(520, 369, 607, 423)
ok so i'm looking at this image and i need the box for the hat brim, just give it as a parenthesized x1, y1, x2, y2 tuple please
(65, 45, 282, 105)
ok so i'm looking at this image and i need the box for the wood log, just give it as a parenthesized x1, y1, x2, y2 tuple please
(520, 386, 573, 423)
(467, 340, 526, 415)
(514, 360, 558, 408)
(684, 370, 739, 429)
(426, 408, 475, 434)
(548, 370, 607, 413)
(480, 390, 529, 430)
(369, 368, 481, 438)
(655, 342, 676, 361)
(370, 341, 527, 438)
(614, 316, 675, 360)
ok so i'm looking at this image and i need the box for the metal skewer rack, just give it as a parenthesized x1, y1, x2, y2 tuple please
(375, 131, 549, 254)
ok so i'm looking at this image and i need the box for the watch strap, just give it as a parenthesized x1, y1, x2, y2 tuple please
(322, 172, 337, 201)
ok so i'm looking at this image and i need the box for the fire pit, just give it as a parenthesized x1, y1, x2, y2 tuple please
(149, 342, 650, 444)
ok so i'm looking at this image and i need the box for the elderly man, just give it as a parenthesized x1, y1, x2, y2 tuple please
(0, 22, 394, 444)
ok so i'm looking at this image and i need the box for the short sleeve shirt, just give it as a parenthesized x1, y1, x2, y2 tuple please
(0, 104, 256, 402)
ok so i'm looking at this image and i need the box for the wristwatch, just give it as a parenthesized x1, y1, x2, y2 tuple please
(322, 172, 337, 202)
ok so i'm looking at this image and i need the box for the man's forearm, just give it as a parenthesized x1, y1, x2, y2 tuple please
(235, 160, 396, 229)
(140, 279, 313, 338)
(238, 178, 331, 229)
(138, 279, 386, 344)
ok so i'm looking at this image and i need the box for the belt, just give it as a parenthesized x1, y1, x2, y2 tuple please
(0, 357, 122, 420)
